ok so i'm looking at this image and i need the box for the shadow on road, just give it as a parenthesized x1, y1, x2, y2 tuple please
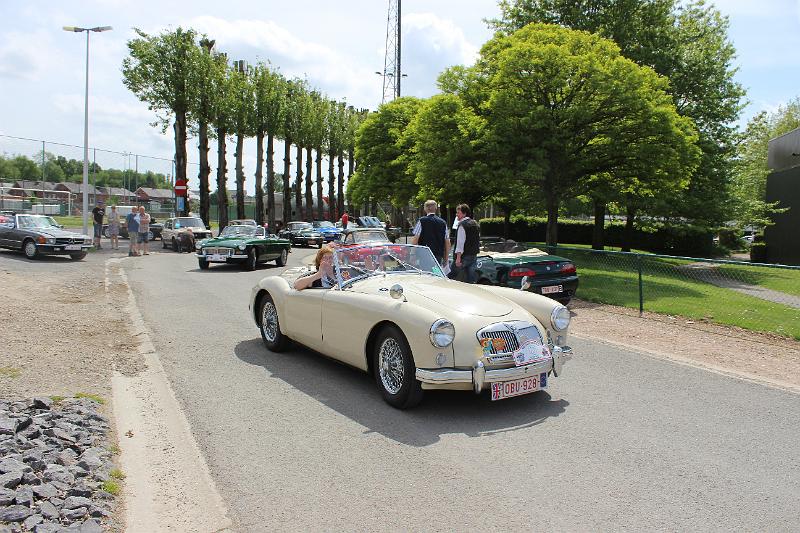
(234, 338, 568, 447)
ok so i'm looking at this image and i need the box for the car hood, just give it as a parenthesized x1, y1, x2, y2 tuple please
(201, 237, 250, 247)
(38, 229, 91, 240)
(348, 275, 514, 317)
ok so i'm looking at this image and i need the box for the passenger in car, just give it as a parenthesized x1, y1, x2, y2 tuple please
(294, 246, 337, 290)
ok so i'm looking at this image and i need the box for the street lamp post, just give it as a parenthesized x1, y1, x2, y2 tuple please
(63, 25, 112, 236)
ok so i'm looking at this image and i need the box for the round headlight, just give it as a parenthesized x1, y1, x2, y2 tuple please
(238, 244, 246, 251)
(430, 319, 455, 348)
(550, 306, 571, 331)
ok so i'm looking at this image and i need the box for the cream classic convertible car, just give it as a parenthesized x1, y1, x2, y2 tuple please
(249, 244, 573, 408)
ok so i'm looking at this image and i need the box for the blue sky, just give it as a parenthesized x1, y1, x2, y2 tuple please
(1, 0, 798, 192)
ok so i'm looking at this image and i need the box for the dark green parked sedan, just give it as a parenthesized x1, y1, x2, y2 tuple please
(471, 242, 579, 305)
(196, 225, 291, 271)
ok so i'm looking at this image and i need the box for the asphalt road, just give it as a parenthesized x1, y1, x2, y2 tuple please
(115, 247, 800, 531)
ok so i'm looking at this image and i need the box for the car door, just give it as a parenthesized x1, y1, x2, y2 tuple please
(320, 290, 375, 371)
(282, 289, 324, 349)
(162, 219, 173, 242)
(8, 217, 26, 249)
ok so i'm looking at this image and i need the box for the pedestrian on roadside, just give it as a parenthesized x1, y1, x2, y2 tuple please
(341, 211, 349, 230)
(138, 206, 151, 255)
(449, 203, 480, 283)
(126, 208, 140, 257)
(410, 200, 450, 270)
(108, 205, 120, 250)
(91, 202, 105, 249)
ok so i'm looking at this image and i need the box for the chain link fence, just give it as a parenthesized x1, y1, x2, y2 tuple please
(520, 244, 800, 340)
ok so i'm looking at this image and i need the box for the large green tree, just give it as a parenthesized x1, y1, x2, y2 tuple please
(252, 63, 286, 227)
(123, 27, 199, 215)
(350, 97, 424, 211)
(490, 0, 745, 227)
(189, 37, 218, 227)
(477, 23, 699, 245)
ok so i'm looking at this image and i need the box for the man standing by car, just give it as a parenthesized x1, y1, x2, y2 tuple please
(341, 211, 349, 230)
(91, 202, 105, 249)
(137, 205, 151, 255)
(450, 204, 480, 283)
(126, 208, 140, 257)
(411, 200, 450, 267)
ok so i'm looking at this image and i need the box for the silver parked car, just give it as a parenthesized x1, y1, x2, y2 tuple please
(0, 214, 92, 260)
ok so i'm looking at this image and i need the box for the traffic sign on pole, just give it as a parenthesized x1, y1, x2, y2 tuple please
(174, 179, 188, 197)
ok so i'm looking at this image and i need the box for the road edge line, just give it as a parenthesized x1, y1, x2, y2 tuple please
(106, 257, 233, 532)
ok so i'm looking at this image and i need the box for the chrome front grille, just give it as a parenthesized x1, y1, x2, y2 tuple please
(477, 321, 543, 356)
(479, 330, 519, 354)
(55, 237, 82, 245)
(204, 248, 232, 256)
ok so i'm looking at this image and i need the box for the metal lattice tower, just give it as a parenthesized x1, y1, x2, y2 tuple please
(379, 0, 401, 103)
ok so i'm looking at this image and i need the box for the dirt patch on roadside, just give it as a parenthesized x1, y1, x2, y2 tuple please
(569, 299, 800, 393)
(0, 267, 145, 399)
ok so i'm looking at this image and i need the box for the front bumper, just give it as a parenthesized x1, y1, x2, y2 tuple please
(416, 345, 573, 393)
(39, 244, 92, 255)
(196, 252, 248, 263)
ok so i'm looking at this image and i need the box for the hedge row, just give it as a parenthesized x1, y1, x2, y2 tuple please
(478, 216, 714, 257)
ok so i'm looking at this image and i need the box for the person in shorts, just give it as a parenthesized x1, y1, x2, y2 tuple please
(137, 206, 151, 255)
(91, 202, 105, 249)
(126, 208, 140, 256)
(108, 205, 120, 250)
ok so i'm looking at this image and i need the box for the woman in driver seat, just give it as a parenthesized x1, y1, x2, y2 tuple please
(295, 246, 337, 290)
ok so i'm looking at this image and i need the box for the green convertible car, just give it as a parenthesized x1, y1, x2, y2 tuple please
(196, 225, 291, 271)
(468, 241, 579, 305)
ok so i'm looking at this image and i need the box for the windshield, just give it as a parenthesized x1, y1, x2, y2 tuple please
(289, 222, 313, 231)
(220, 225, 264, 238)
(175, 217, 205, 229)
(17, 215, 59, 229)
(231, 219, 257, 226)
(312, 221, 334, 228)
(333, 244, 445, 287)
(351, 230, 388, 243)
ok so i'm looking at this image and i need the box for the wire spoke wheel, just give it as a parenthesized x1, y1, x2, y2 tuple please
(378, 337, 405, 395)
(261, 301, 279, 343)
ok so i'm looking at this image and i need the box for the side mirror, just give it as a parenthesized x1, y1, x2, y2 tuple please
(389, 284, 405, 301)
(206, 225, 211, 230)
(520, 276, 532, 291)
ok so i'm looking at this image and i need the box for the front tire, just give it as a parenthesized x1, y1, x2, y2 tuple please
(373, 325, 423, 409)
(172, 238, 178, 252)
(244, 248, 258, 271)
(258, 293, 289, 352)
(23, 239, 38, 260)
(275, 248, 288, 267)
(103, 227, 110, 238)
(198, 258, 209, 270)
(70, 252, 87, 261)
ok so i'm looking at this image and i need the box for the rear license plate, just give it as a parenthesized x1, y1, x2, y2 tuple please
(65, 245, 81, 251)
(541, 284, 563, 294)
(208, 254, 227, 262)
(491, 373, 547, 401)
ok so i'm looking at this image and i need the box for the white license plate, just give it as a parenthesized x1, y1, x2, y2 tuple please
(208, 254, 227, 262)
(541, 284, 563, 294)
(65, 245, 82, 251)
(491, 373, 547, 401)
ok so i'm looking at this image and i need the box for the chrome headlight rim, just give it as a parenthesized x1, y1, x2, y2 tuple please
(429, 319, 455, 348)
(238, 244, 247, 251)
(550, 306, 571, 332)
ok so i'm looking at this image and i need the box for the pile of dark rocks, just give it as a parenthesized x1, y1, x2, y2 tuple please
(0, 397, 117, 532)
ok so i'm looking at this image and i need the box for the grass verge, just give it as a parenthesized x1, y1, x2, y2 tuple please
(102, 480, 121, 496)
(74, 392, 105, 404)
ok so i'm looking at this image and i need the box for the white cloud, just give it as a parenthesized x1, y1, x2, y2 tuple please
(405, 13, 480, 66)
(0, 30, 65, 81)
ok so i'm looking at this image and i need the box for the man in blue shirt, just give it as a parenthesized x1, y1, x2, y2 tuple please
(126, 209, 140, 257)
